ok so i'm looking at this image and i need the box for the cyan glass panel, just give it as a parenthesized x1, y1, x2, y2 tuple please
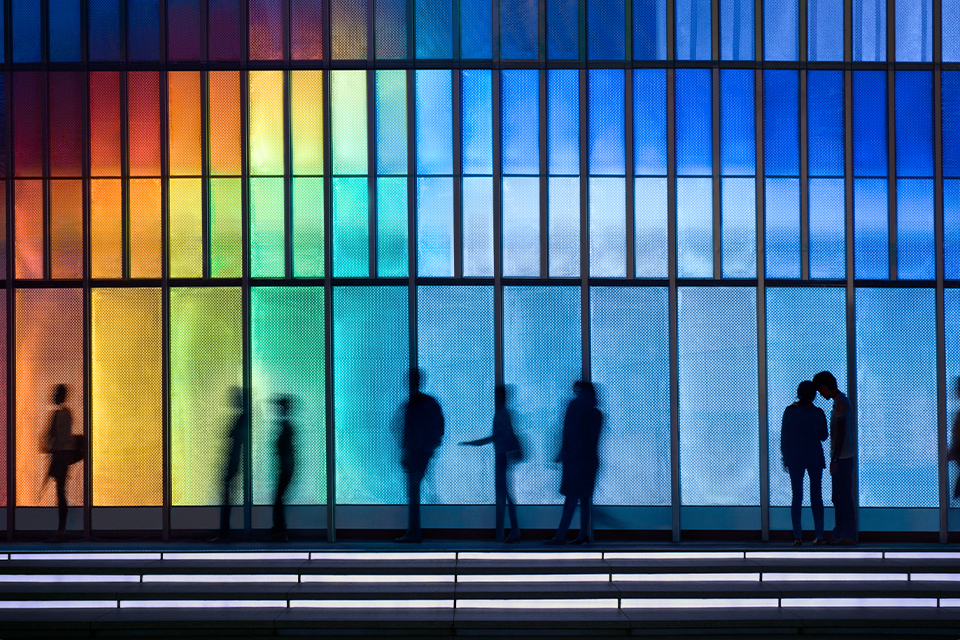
(332, 177, 369, 277)
(854, 0, 886, 61)
(856, 288, 938, 507)
(948, 290, 960, 501)
(897, 179, 934, 280)
(808, 0, 844, 61)
(677, 177, 713, 278)
(721, 0, 754, 60)
(808, 70, 844, 177)
(549, 70, 580, 175)
(89, 0, 120, 61)
(591, 287, 671, 505)
(676, 70, 713, 176)
(377, 177, 408, 278)
(946, 0, 960, 62)
(416, 70, 453, 175)
(896, 0, 932, 62)
(721, 177, 756, 278)
(501, 0, 538, 59)
(461, 0, 492, 58)
(416, 0, 452, 59)
(634, 70, 667, 176)
(503, 286, 581, 504)
(376, 70, 408, 176)
(547, 0, 579, 59)
(678, 287, 759, 506)
(589, 0, 625, 60)
(945, 73, 960, 178)
(635, 177, 668, 278)
(766, 287, 845, 507)
(333, 287, 408, 504)
(13, 0, 41, 62)
(502, 177, 541, 277)
(249, 178, 285, 277)
(128, 0, 160, 61)
(765, 178, 801, 279)
(634, 0, 667, 60)
(418, 286, 495, 504)
(549, 177, 580, 277)
(292, 178, 324, 278)
(502, 70, 540, 175)
(462, 70, 493, 175)
(854, 179, 889, 279)
(854, 71, 888, 177)
(589, 70, 625, 176)
(895, 71, 933, 178)
(417, 177, 453, 277)
(676, 0, 711, 60)
(947, 180, 960, 279)
(764, 71, 799, 176)
(590, 177, 626, 277)
(809, 178, 846, 279)
(765, 0, 798, 60)
(51, 0, 82, 61)
(720, 69, 756, 176)
(463, 177, 494, 277)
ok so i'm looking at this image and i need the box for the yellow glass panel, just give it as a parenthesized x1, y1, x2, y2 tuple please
(168, 71, 202, 176)
(129, 178, 162, 278)
(291, 70, 324, 175)
(91, 179, 123, 279)
(249, 70, 285, 176)
(169, 178, 203, 277)
(208, 71, 241, 176)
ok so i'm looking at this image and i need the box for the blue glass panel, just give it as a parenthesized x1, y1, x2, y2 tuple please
(720, 69, 755, 176)
(634, 0, 667, 60)
(377, 177, 408, 278)
(766, 287, 845, 507)
(589, 70, 625, 176)
(853, 0, 886, 61)
(549, 177, 580, 277)
(854, 71, 888, 177)
(502, 70, 540, 175)
(50, 0, 82, 62)
(809, 178, 846, 279)
(808, 70, 844, 177)
(720, 0, 754, 60)
(418, 286, 495, 504)
(634, 70, 667, 176)
(13, 0, 41, 62)
(765, 0, 798, 60)
(502, 177, 540, 277)
(948, 290, 960, 502)
(944, 73, 960, 178)
(416, 70, 453, 175)
(128, 0, 161, 61)
(591, 287, 671, 505)
(88, 0, 120, 61)
(333, 286, 408, 504)
(462, 70, 493, 175)
(947, 180, 960, 279)
(675, 0, 711, 60)
(765, 178, 801, 278)
(895, 71, 933, 178)
(896, 0, 932, 62)
(764, 71, 799, 176)
(548, 0, 579, 59)
(548, 70, 580, 175)
(416, 0, 452, 59)
(946, 0, 960, 62)
(677, 177, 713, 278)
(590, 177, 626, 277)
(503, 286, 581, 504)
(463, 177, 494, 277)
(897, 179, 934, 280)
(417, 177, 453, 276)
(854, 179, 889, 279)
(461, 0, 492, 58)
(856, 288, 938, 507)
(589, 0, 625, 60)
(676, 70, 713, 176)
(635, 177, 668, 278)
(332, 177, 369, 278)
(808, 0, 844, 61)
(376, 70, 408, 176)
(721, 177, 756, 278)
(376, 0, 407, 59)
(678, 287, 759, 506)
(501, 0, 538, 59)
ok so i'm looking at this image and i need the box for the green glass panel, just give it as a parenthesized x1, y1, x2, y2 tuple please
(377, 176, 408, 277)
(331, 70, 368, 175)
(293, 178, 325, 277)
(210, 178, 242, 278)
(333, 177, 369, 277)
(250, 177, 285, 277)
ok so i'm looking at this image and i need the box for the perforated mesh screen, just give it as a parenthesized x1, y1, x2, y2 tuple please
(548, 69, 579, 175)
(720, 0, 754, 60)
(167, 0, 201, 61)
(721, 177, 756, 278)
(853, 71, 887, 177)
(763, 71, 799, 177)
(463, 177, 494, 277)
(809, 178, 846, 279)
(333, 177, 369, 277)
(549, 176, 580, 277)
(461, 0, 493, 58)
(377, 177, 408, 277)
(417, 177, 454, 277)
(765, 178, 801, 279)
(590, 177, 626, 277)
(331, 71, 368, 175)
(291, 70, 324, 176)
(634, 0, 667, 60)
(675, 69, 712, 176)
(807, 70, 844, 178)
(292, 0, 324, 60)
(210, 177, 243, 278)
(853, 0, 886, 61)
(332, 0, 367, 59)
(376, 0, 406, 59)
(589, 70, 625, 176)
(588, 0, 625, 60)
(91, 179, 122, 278)
(635, 177, 668, 277)
(49, 72, 84, 177)
(547, 0, 578, 59)
(895, 0, 932, 62)
(293, 177, 325, 278)
(808, 0, 844, 61)
(675, 0, 711, 60)
(249, 177, 285, 277)
(897, 179, 935, 280)
(14, 180, 43, 279)
(377, 70, 408, 175)
(168, 71, 201, 177)
(503, 176, 540, 277)
(720, 69, 755, 177)
(502, 70, 539, 176)
(169, 178, 203, 278)
(947, 180, 960, 279)
(896, 71, 933, 178)
(50, 180, 83, 279)
(462, 70, 493, 175)
(127, 72, 161, 177)
(415, 0, 452, 59)
(416, 70, 453, 175)
(501, 0, 539, 60)
(854, 178, 889, 279)
(248, 70, 284, 176)
(764, 0, 799, 60)
(676, 177, 713, 278)
(249, 0, 284, 61)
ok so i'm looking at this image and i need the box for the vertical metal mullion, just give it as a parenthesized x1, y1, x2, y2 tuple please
(887, 0, 896, 63)
(453, 70, 463, 279)
(538, 0, 547, 60)
(539, 69, 547, 278)
(121, 73, 131, 280)
(322, 37, 336, 542)
(800, 69, 810, 280)
(624, 0, 633, 62)
(578, 0, 586, 63)
(844, 68, 859, 536)
(755, 0, 764, 62)
(712, 68, 721, 279)
(495, 0, 503, 61)
(367, 6, 377, 278)
(160, 73, 171, 543)
(82, 55, 93, 541)
(240, 66, 252, 540)
(756, 68, 769, 542)
(935, 67, 948, 542)
(452, 0, 460, 60)
(711, 0, 719, 61)
(201, 72, 211, 279)
(493, 69, 503, 387)
(666, 0, 675, 61)
(42, 72, 50, 281)
(579, 69, 590, 381)
(888, 68, 897, 280)
(667, 68, 680, 542)
(625, 68, 634, 279)
(5, 0, 14, 536)
(844, 0, 852, 62)
(799, 0, 807, 62)
(285, 70, 294, 279)
(407, 67, 417, 371)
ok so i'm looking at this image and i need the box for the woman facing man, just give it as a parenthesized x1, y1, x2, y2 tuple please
(781, 380, 829, 546)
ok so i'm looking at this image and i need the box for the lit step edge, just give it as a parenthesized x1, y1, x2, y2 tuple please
(613, 573, 758, 582)
(622, 598, 779, 609)
(781, 598, 938, 607)
(120, 600, 288, 608)
(162, 552, 309, 561)
(456, 599, 618, 609)
(291, 599, 454, 608)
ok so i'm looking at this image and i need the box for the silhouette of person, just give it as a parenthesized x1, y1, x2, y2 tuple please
(396, 368, 444, 543)
(546, 381, 603, 545)
(460, 384, 522, 543)
(781, 380, 829, 546)
(270, 395, 295, 542)
(45, 384, 80, 541)
(947, 378, 960, 500)
(813, 371, 857, 545)
(212, 387, 246, 543)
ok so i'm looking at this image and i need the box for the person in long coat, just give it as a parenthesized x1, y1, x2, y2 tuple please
(781, 380, 829, 545)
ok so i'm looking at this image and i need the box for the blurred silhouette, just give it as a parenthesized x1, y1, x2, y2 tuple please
(781, 380, 829, 546)
(212, 387, 246, 543)
(43, 384, 82, 541)
(813, 371, 857, 545)
(396, 368, 444, 543)
(948, 378, 960, 499)
(269, 395, 296, 542)
(546, 381, 603, 545)
(460, 384, 523, 543)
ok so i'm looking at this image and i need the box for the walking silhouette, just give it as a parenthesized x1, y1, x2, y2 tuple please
(396, 368, 444, 543)
(269, 395, 296, 542)
(212, 386, 246, 543)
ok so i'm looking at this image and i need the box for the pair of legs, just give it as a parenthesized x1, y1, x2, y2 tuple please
(218, 455, 241, 536)
(401, 465, 428, 541)
(272, 468, 293, 534)
(49, 453, 70, 535)
(554, 495, 592, 542)
(788, 465, 824, 540)
(832, 457, 857, 541)
(494, 454, 519, 542)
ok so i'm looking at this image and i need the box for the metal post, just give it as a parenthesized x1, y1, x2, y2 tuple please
(539, 69, 548, 279)
(493, 69, 504, 387)
(322, 0, 336, 543)
(756, 69, 769, 541)
(712, 67, 721, 279)
(667, 68, 680, 541)
(580, 69, 590, 381)
(844, 68, 860, 539)
(800, 69, 810, 280)
(935, 45, 949, 543)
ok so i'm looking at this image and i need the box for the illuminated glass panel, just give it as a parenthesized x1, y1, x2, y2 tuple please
(945, 73, 960, 179)
(634, 0, 667, 60)
(210, 178, 243, 278)
(249, 70, 284, 176)
(463, 177, 494, 277)
(676, 69, 712, 176)
(170, 288, 243, 506)
(808, 0, 844, 61)
(502, 70, 540, 175)
(90, 72, 121, 178)
(92, 289, 163, 506)
(896, 0, 932, 62)
(49, 72, 84, 178)
(14, 72, 43, 177)
(634, 69, 667, 176)
(169, 72, 202, 176)
(15, 180, 43, 279)
(250, 177, 285, 277)
(549, 69, 579, 176)
(378, 177, 408, 277)
(51, 0, 82, 61)
(168, 0, 201, 60)
(854, 71, 887, 177)
(50, 180, 83, 279)
(463, 70, 492, 175)
(292, 0, 324, 59)
(590, 177, 626, 277)
(896, 71, 933, 178)
(677, 177, 713, 278)
(854, 179, 888, 279)
(721, 0, 754, 60)
(417, 177, 454, 277)
(809, 178, 846, 279)
(169, 178, 203, 278)
(416, 0, 452, 59)
(376, 0, 406, 59)
(91, 179, 123, 278)
(130, 179, 163, 278)
(333, 177, 368, 277)
(332, 0, 366, 59)
(377, 70, 408, 176)
(291, 70, 324, 176)
(502, 0, 538, 60)
(416, 70, 453, 175)
(635, 177, 667, 278)
(722, 177, 756, 278)
(947, 180, 960, 279)
(209, 71, 242, 176)
(588, 0, 625, 60)
(503, 176, 540, 277)
(765, 0, 798, 60)
(808, 70, 844, 178)
(897, 179, 934, 280)
(293, 178, 325, 278)
(249, 0, 283, 60)
(128, 72, 161, 177)
(550, 177, 580, 277)
(209, 0, 241, 60)
(128, 0, 160, 61)
(764, 71, 799, 177)
(589, 70, 625, 176)
(678, 287, 759, 506)
(676, 0, 711, 60)
(721, 69, 755, 177)
(332, 71, 368, 175)
(461, 0, 493, 58)
(853, 0, 886, 61)
(765, 178, 801, 279)
(547, 0, 578, 59)
(0, 300, 5, 505)
(947, 0, 960, 62)
(13, 0, 40, 62)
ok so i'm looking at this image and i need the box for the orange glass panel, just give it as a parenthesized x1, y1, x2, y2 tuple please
(14, 180, 43, 279)
(168, 71, 202, 176)
(15, 288, 84, 508)
(208, 71, 241, 176)
(129, 178, 162, 278)
(128, 72, 161, 176)
(90, 179, 123, 278)
(90, 72, 122, 177)
(50, 180, 83, 279)
(169, 178, 202, 277)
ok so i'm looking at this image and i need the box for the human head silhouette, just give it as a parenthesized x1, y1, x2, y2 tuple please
(797, 380, 816, 404)
(275, 395, 292, 417)
(52, 384, 67, 405)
